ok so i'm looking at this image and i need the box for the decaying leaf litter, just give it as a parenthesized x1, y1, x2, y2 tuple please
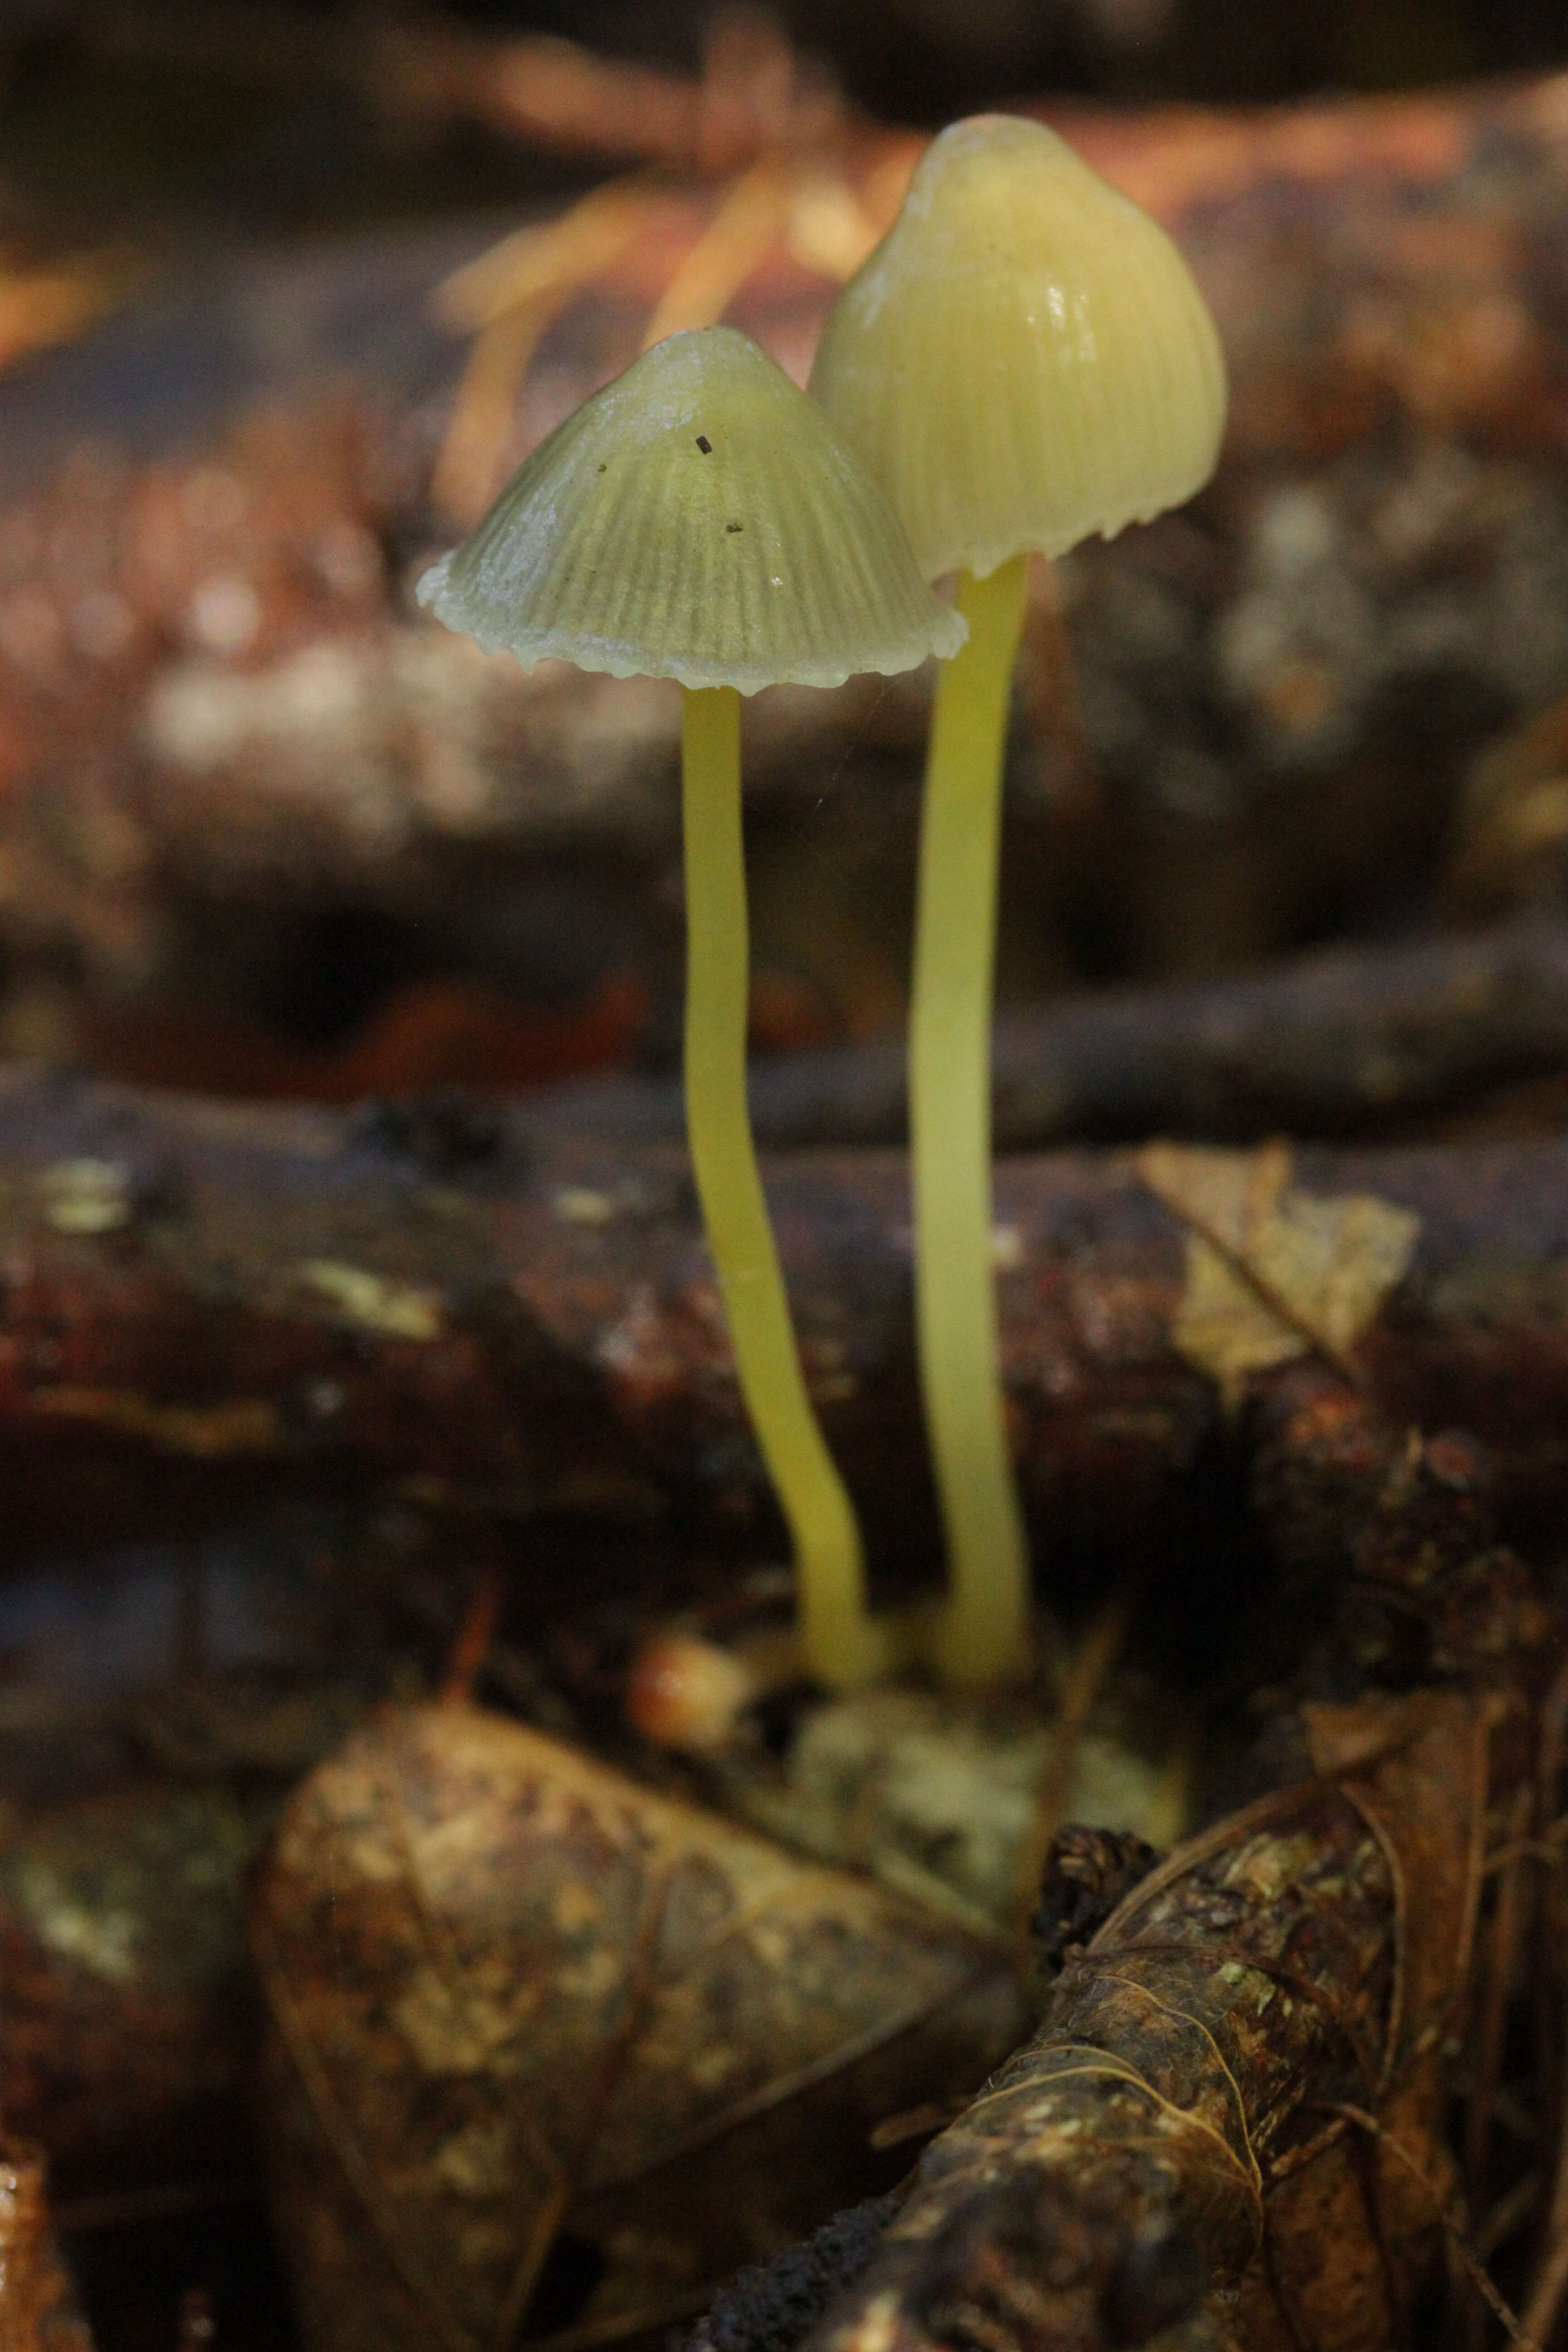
(246, 1395, 1568, 2352)
(15, 25, 1568, 2352)
(11, 962, 1568, 2345)
(685, 1461, 1568, 2352)
(4, 1085, 1562, 2350)
(250, 1704, 1026, 2352)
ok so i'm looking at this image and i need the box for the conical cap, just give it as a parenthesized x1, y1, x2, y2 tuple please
(809, 115, 1227, 581)
(418, 326, 965, 694)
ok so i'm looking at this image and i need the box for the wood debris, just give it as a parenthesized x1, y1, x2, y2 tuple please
(8, 1073, 1568, 1569)
(808, 1694, 1499, 2352)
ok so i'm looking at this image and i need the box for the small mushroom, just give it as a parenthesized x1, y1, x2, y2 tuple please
(811, 116, 1227, 1686)
(420, 326, 963, 1688)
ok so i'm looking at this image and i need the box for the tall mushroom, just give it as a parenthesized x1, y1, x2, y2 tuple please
(810, 115, 1227, 1686)
(419, 325, 964, 1688)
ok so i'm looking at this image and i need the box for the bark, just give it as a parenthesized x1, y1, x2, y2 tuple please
(687, 1379, 1566, 2352)
(689, 2197, 903, 2352)
(6, 1073, 1568, 1562)
(805, 1690, 1500, 2352)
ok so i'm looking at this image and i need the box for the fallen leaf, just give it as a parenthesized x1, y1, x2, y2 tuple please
(0, 1783, 256, 2171)
(252, 1704, 1024, 2352)
(1138, 1139, 1420, 1402)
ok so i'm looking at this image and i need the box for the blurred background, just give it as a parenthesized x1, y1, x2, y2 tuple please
(9, 0, 1568, 162)
(5, 0, 1568, 1109)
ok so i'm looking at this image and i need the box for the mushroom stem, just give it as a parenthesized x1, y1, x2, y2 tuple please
(911, 554, 1033, 1687)
(681, 684, 888, 1689)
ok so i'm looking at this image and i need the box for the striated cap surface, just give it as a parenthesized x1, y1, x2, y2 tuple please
(809, 114, 1227, 581)
(417, 325, 965, 694)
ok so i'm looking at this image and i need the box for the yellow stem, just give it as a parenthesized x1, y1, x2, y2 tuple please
(912, 555, 1032, 1686)
(681, 686, 887, 1688)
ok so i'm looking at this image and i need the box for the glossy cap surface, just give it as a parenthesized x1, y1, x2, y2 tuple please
(809, 115, 1227, 580)
(418, 326, 965, 694)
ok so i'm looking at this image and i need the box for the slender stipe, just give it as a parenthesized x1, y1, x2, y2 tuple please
(911, 556, 1032, 1686)
(681, 684, 887, 1687)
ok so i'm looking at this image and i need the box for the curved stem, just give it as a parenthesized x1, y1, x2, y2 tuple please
(681, 685, 887, 1688)
(912, 555, 1032, 1686)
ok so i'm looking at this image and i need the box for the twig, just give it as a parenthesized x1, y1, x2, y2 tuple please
(438, 1556, 505, 1708)
(1465, 1789, 1535, 2270)
(539, 914, 1568, 1153)
(1525, 2225, 1568, 2352)
(1477, 2174, 1544, 2268)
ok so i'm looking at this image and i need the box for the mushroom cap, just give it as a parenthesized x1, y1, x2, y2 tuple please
(808, 114, 1227, 582)
(417, 325, 965, 695)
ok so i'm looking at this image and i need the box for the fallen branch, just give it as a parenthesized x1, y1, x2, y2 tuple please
(3, 1074, 1568, 1565)
(806, 1693, 1517, 2352)
(540, 912, 1568, 1151)
(677, 1404, 1561, 2352)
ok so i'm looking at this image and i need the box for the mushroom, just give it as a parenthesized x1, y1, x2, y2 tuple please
(419, 325, 964, 1688)
(810, 115, 1227, 1686)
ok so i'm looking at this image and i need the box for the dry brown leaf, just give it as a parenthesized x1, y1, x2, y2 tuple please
(1137, 1139, 1420, 1402)
(252, 1704, 1025, 2352)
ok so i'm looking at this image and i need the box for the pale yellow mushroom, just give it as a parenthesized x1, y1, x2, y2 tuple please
(421, 326, 964, 1686)
(811, 116, 1227, 1687)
